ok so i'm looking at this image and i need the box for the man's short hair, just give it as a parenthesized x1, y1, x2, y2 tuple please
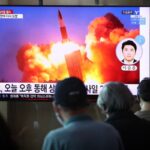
(121, 40, 137, 52)
(97, 82, 135, 113)
(137, 77, 150, 102)
(54, 77, 88, 109)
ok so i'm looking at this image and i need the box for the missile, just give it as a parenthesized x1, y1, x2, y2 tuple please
(58, 10, 83, 80)
(65, 50, 83, 80)
(58, 10, 69, 42)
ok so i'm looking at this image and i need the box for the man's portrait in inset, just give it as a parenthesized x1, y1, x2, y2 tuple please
(121, 40, 137, 64)
(116, 38, 142, 65)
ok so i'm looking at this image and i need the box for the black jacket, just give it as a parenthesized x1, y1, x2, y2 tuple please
(105, 111, 150, 150)
(121, 59, 137, 64)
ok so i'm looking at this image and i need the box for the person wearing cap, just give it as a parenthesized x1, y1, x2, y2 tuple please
(135, 77, 150, 121)
(97, 81, 150, 150)
(42, 77, 124, 150)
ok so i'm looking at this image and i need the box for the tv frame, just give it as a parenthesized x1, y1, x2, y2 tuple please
(0, 5, 149, 101)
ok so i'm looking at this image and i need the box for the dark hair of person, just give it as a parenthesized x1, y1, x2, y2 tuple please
(121, 40, 137, 52)
(137, 77, 150, 102)
(97, 82, 135, 113)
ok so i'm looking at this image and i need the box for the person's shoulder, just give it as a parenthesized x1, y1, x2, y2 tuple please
(135, 110, 150, 121)
(42, 128, 65, 150)
(135, 110, 144, 117)
(95, 121, 120, 135)
(45, 127, 65, 140)
(134, 114, 150, 127)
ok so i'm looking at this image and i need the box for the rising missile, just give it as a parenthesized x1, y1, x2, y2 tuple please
(58, 10, 83, 80)
(65, 50, 83, 80)
(58, 10, 69, 42)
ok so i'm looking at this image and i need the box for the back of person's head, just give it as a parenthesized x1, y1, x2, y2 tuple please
(97, 82, 135, 113)
(137, 77, 150, 102)
(54, 76, 88, 110)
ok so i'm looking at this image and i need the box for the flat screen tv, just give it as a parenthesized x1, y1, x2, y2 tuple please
(0, 6, 149, 101)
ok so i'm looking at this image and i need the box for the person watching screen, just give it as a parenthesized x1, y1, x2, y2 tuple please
(121, 40, 137, 64)
(42, 77, 124, 150)
(97, 81, 150, 150)
(135, 77, 150, 121)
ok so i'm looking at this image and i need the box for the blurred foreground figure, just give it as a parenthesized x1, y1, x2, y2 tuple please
(42, 77, 124, 150)
(0, 113, 18, 150)
(97, 82, 150, 150)
(135, 77, 150, 121)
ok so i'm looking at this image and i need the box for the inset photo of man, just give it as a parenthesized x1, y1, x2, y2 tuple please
(116, 38, 142, 65)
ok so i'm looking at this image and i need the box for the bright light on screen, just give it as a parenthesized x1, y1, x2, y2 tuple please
(0, 6, 149, 100)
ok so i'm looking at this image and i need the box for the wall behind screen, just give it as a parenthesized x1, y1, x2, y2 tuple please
(7, 102, 104, 150)
(0, 0, 8, 4)
(0, 102, 7, 120)
(8, 0, 150, 5)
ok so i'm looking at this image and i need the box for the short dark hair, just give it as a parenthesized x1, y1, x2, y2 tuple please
(137, 77, 150, 102)
(97, 82, 135, 113)
(54, 77, 88, 109)
(121, 40, 137, 52)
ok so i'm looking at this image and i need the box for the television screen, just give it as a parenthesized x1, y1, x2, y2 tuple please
(0, 6, 149, 100)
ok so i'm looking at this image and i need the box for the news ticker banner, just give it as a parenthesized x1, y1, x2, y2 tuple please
(0, 82, 100, 100)
(0, 83, 100, 95)
(0, 83, 138, 95)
